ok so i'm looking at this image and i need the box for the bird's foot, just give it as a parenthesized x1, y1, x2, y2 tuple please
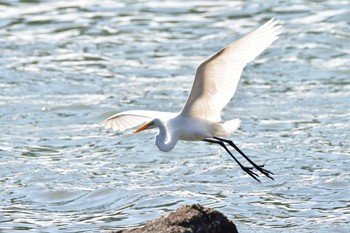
(255, 164, 274, 180)
(246, 164, 274, 180)
(242, 166, 261, 183)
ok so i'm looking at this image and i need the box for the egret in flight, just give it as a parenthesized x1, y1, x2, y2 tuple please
(101, 19, 282, 182)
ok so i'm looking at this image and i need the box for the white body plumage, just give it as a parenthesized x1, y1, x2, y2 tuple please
(101, 19, 282, 181)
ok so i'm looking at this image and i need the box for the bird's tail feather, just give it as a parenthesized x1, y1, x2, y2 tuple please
(223, 119, 241, 133)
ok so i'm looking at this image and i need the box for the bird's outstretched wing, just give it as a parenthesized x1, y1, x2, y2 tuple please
(101, 110, 174, 131)
(181, 18, 282, 122)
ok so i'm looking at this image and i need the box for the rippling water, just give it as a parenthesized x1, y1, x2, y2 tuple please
(1, 0, 349, 232)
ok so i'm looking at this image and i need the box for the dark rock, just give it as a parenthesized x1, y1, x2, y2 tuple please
(113, 204, 238, 233)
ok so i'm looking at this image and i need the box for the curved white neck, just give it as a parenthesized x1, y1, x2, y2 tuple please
(154, 120, 177, 152)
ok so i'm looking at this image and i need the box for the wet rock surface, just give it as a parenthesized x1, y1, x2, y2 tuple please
(114, 204, 238, 233)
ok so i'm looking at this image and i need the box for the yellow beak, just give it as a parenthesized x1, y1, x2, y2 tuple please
(133, 121, 153, 134)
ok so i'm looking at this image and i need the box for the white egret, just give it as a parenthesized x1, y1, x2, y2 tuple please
(101, 18, 282, 182)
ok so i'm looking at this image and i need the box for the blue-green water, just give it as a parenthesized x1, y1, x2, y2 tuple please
(0, 0, 349, 232)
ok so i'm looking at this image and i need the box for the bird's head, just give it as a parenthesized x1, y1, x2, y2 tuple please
(133, 120, 155, 134)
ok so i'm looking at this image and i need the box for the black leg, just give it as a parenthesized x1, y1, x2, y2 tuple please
(203, 138, 261, 182)
(214, 137, 274, 180)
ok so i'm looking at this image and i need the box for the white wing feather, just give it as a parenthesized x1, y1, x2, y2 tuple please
(101, 110, 175, 131)
(181, 18, 282, 122)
